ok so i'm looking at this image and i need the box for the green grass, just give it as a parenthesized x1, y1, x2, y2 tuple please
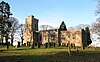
(0, 46, 100, 62)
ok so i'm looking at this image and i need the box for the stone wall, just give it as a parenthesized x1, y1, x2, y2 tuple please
(39, 29, 59, 45)
(60, 30, 82, 46)
(39, 29, 84, 47)
(23, 15, 39, 46)
(23, 16, 91, 47)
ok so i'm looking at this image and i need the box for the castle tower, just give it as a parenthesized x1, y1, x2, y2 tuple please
(25, 15, 38, 31)
(24, 15, 39, 46)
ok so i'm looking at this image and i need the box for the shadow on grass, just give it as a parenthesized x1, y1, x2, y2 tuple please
(16, 48, 32, 50)
(0, 50, 100, 62)
(0, 50, 6, 52)
(0, 52, 68, 62)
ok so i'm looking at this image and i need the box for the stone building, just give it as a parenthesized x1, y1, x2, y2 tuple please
(23, 15, 92, 47)
(24, 15, 38, 46)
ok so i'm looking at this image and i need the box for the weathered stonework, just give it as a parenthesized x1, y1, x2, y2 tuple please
(23, 15, 38, 46)
(60, 30, 82, 46)
(39, 29, 59, 45)
(24, 15, 91, 47)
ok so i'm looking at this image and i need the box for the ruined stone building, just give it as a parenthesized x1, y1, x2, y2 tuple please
(24, 15, 91, 47)
(24, 15, 38, 46)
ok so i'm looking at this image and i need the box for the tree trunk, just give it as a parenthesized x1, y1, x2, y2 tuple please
(82, 46, 85, 50)
(38, 42, 40, 48)
(5, 34, 9, 49)
(21, 36, 23, 46)
(1, 35, 3, 43)
(11, 35, 13, 46)
(32, 42, 34, 49)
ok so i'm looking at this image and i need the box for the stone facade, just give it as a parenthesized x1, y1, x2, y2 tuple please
(39, 29, 59, 45)
(24, 15, 38, 46)
(39, 29, 90, 47)
(24, 15, 91, 47)
(60, 30, 82, 46)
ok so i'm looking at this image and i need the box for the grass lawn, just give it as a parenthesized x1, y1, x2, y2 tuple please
(0, 46, 100, 62)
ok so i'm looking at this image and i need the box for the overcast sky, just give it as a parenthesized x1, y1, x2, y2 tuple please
(3, 0, 97, 28)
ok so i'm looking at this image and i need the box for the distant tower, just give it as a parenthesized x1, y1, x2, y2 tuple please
(24, 15, 39, 46)
(25, 15, 38, 31)
(59, 21, 67, 30)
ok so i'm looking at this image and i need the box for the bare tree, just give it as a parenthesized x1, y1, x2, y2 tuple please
(96, 0, 100, 15)
(18, 24, 25, 46)
(68, 27, 74, 30)
(9, 17, 19, 46)
(91, 0, 100, 37)
(75, 24, 90, 30)
(40, 25, 54, 30)
(91, 18, 100, 36)
(68, 24, 90, 30)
